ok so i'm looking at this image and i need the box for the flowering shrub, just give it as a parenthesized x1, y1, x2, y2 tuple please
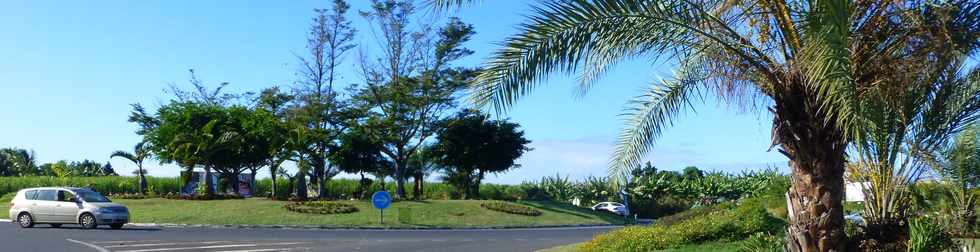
(480, 201, 542, 216)
(283, 201, 358, 214)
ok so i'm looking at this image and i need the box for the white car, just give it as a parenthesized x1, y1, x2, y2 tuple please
(8, 187, 129, 229)
(591, 202, 628, 216)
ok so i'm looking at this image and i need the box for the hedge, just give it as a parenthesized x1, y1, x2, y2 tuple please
(0, 176, 527, 201)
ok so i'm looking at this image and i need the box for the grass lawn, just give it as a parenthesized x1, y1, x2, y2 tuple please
(4, 194, 621, 228)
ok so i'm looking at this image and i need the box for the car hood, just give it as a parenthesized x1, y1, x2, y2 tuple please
(84, 202, 127, 209)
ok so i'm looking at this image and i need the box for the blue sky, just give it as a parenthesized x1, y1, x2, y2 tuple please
(0, 0, 785, 184)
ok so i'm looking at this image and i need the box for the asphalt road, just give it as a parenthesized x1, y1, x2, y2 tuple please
(0, 221, 616, 252)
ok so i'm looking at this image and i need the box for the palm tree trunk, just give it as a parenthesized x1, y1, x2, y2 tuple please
(269, 161, 278, 200)
(412, 172, 422, 200)
(204, 166, 215, 197)
(775, 98, 848, 252)
(137, 165, 147, 195)
(296, 158, 308, 201)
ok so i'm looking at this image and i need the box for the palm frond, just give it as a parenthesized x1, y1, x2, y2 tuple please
(110, 151, 137, 163)
(609, 72, 703, 185)
(470, 0, 776, 113)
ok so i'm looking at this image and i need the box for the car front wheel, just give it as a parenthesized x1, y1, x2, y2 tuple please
(79, 213, 98, 229)
(17, 213, 34, 228)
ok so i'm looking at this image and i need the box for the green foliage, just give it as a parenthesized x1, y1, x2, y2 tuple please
(0, 148, 39, 176)
(579, 201, 786, 251)
(283, 201, 359, 214)
(0, 176, 183, 196)
(907, 217, 956, 252)
(740, 232, 785, 252)
(433, 109, 530, 199)
(353, 2, 477, 198)
(480, 201, 542, 216)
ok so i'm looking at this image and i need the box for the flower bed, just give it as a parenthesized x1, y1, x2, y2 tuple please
(107, 193, 153, 200)
(283, 201, 359, 214)
(161, 193, 245, 200)
(480, 201, 542, 216)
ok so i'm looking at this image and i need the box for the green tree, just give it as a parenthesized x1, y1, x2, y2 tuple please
(0, 148, 38, 176)
(251, 87, 294, 199)
(682, 166, 703, 180)
(433, 0, 980, 250)
(50, 161, 70, 177)
(431, 109, 531, 199)
(848, 57, 980, 246)
(356, 2, 476, 198)
(330, 124, 391, 198)
(111, 142, 152, 194)
(292, 0, 358, 200)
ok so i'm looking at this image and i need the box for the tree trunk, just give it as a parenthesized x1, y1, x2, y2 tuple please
(231, 172, 241, 195)
(413, 172, 423, 200)
(204, 166, 215, 197)
(318, 167, 328, 200)
(249, 171, 257, 197)
(296, 159, 308, 201)
(394, 159, 407, 199)
(472, 170, 485, 199)
(137, 165, 147, 195)
(269, 162, 278, 200)
(774, 98, 848, 252)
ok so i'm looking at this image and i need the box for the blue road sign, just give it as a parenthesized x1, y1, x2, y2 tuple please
(372, 191, 392, 209)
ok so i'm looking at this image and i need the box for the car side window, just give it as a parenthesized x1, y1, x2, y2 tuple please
(36, 190, 56, 201)
(57, 190, 74, 202)
(24, 190, 38, 200)
(598, 203, 607, 207)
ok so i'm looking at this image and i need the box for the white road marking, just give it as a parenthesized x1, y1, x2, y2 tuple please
(92, 240, 162, 244)
(104, 241, 231, 248)
(66, 239, 111, 252)
(117, 242, 309, 252)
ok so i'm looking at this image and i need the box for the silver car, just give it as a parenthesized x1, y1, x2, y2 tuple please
(8, 187, 128, 229)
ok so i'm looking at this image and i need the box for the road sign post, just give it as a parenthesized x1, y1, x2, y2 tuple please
(372, 191, 392, 224)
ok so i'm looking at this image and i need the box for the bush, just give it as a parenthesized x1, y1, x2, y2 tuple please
(579, 201, 785, 251)
(907, 217, 956, 252)
(740, 232, 784, 252)
(480, 201, 542, 216)
(283, 201, 358, 214)
(630, 195, 692, 220)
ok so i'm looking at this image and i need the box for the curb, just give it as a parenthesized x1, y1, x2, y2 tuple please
(124, 222, 622, 231)
(0, 219, 8, 222)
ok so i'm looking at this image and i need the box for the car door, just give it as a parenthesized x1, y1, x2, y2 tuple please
(32, 190, 57, 222)
(54, 190, 81, 223)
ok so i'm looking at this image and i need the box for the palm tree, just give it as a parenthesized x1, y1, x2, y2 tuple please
(111, 142, 152, 194)
(432, 0, 980, 251)
(848, 56, 980, 247)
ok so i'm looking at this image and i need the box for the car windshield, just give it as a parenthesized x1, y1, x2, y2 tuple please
(72, 189, 110, 202)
